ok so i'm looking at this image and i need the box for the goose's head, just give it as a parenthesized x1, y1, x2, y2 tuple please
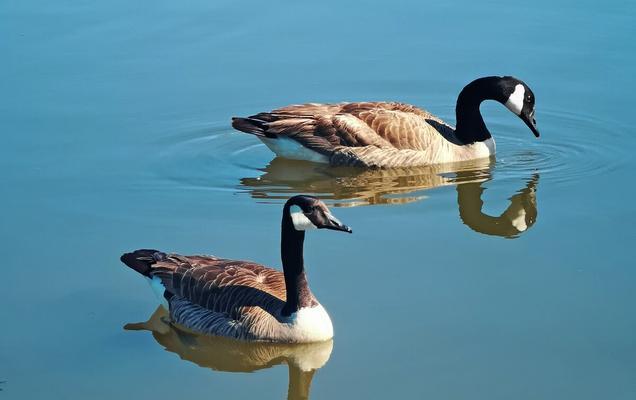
(285, 195, 352, 233)
(497, 76, 540, 138)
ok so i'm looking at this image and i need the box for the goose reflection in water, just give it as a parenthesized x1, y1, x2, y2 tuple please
(125, 306, 333, 400)
(457, 172, 538, 238)
(240, 157, 539, 238)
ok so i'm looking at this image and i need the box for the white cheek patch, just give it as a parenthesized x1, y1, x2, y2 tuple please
(290, 205, 317, 231)
(504, 84, 525, 115)
(510, 209, 528, 232)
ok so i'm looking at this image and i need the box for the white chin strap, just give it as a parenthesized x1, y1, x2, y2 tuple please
(290, 206, 317, 231)
(504, 84, 525, 115)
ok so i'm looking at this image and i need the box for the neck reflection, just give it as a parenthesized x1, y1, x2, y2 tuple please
(239, 157, 540, 238)
(457, 173, 539, 238)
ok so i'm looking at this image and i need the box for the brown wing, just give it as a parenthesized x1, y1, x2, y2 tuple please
(149, 254, 287, 319)
(232, 102, 456, 161)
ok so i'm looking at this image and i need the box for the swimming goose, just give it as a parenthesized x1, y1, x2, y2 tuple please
(120, 195, 351, 343)
(232, 76, 539, 168)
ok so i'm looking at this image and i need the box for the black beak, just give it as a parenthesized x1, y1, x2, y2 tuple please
(305, 206, 353, 233)
(521, 109, 540, 138)
(322, 212, 352, 233)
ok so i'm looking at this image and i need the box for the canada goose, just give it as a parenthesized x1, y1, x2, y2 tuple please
(232, 76, 539, 168)
(126, 306, 333, 400)
(120, 195, 351, 343)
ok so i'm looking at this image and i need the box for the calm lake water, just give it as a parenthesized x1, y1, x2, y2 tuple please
(2, 0, 635, 399)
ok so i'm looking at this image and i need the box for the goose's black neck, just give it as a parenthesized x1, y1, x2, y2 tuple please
(280, 206, 317, 316)
(455, 76, 505, 145)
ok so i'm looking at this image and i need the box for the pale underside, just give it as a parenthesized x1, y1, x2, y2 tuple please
(251, 102, 495, 167)
(148, 254, 333, 343)
(125, 306, 335, 373)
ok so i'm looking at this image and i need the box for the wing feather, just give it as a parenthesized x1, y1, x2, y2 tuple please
(149, 255, 287, 316)
(234, 102, 457, 166)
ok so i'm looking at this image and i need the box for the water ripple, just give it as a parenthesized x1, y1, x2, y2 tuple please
(492, 108, 630, 185)
(152, 108, 629, 203)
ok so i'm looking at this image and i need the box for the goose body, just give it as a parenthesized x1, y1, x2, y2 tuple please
(232, 76, 540, 168)
(120, 195, 351, 343)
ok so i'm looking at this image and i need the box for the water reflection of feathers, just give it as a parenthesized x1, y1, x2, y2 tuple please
(240, 157, 539, 238)
(126, 306, 333, 400)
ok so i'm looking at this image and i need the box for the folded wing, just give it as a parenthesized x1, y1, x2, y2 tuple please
(232, 102, 457, 167)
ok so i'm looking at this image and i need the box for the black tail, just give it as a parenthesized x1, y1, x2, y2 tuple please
(120, 249, 164, 276)
(231, 117, 273, 138)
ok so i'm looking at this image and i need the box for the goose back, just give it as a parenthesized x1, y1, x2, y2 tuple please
(234, 102, 485, 167)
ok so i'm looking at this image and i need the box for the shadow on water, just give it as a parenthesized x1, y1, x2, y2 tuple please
(125, 307, 333, 400)
(239, 157, 539, 238)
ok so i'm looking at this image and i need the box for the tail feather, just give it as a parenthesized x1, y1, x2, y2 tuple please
(120, 249, 164, 276)
(231, 117, 276, 138)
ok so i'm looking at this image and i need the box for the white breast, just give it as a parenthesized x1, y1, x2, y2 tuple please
(471, 137, 496, 159)
(440, 137, 496, 163)
(285, 304, 334, 342)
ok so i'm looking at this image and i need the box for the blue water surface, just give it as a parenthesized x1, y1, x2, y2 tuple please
(1, 0, 635, 399)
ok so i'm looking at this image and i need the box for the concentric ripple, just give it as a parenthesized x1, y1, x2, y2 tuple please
(492, 108, 631, 185)
(152, 122, 261, 192)
(152, 108, 631, 206)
